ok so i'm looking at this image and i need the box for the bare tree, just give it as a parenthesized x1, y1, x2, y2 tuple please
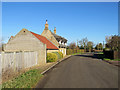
(68, 42, 77, 49)
(79, 37, 88, 52)
(105, 36, 112, 44)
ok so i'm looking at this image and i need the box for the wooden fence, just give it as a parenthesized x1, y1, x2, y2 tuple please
(0, 51, 38, 84)
(0, 54, 1, 84)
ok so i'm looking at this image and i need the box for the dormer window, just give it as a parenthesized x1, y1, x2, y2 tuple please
(59, 40, 61, 44)
(65, 43, 67, 46)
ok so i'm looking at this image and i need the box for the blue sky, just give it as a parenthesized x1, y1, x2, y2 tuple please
(2, 2, 118, 45)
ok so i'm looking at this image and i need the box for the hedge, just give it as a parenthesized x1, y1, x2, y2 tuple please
(58, 51, 63, 58)
(66, 49, 84, 55)
(103, 50, 120, 59)
(52, 52, 61, 60)
(47, 53, 58, 62)
(47, 52, 63, 62)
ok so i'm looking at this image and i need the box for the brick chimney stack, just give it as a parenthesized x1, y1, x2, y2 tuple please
(54, 27, 56, 34)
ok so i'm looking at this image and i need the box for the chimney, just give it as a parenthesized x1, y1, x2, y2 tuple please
(54, 27, 56, 34)
(45, 20, 48, 30)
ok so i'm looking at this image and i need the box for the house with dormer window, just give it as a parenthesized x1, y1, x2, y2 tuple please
(41, 20, 67, 56)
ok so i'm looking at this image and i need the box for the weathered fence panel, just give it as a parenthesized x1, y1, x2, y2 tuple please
(1, 51, 38, 83)
(24, 51, 37, 68)
(0, 54, 2, 84)
(2, 52, 14, 72)
(16, 52, 23, 72)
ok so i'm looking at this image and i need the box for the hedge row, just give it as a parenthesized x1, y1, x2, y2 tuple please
(47, 52, 63, 62)
(66, 49, 85, 55)
(103, 50, 120, 59)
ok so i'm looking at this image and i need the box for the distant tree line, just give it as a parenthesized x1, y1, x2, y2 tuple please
(67, 37, 104, 52)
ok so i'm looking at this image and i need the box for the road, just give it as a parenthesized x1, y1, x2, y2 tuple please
(36, 54, 118, 88)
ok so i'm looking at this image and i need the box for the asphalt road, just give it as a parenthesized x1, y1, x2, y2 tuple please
(36, 54, 118, 88)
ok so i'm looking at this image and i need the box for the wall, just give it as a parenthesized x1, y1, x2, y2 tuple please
(47, 48, 66, 56)
(59, 48, 66, 56)
(114, 51, 120, 59)
(47, 49, 59, 53)
(41, 29, 59, 47)
(4, 29, 46, 65)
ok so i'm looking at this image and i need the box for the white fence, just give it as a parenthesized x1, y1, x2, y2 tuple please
(0, 51, 38, 84)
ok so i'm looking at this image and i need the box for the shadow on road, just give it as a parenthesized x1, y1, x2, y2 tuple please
(75, 53, 104, 60)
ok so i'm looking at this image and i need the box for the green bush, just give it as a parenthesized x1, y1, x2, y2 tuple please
(47, 52, 64, 62)
(58, 51, 63, 58)
(66, 49, 73, 55)
(52, 52, 61, 59)
(66, 49, 84, 55)
(47, 53, 58, 62)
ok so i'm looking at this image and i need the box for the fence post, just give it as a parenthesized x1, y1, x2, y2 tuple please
(13, 52, 16, 72)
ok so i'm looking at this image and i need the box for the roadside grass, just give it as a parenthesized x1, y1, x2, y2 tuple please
(97, 52, 104, 54)
(72, 52, 84, 55)
(103, 58, 111, 61)
(104, 58, 120, 61)
(2, 68, 43, 88)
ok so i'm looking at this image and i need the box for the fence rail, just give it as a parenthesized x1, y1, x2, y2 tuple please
(0, 51, 38, 84)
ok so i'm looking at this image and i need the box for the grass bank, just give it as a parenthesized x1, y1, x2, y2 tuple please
(2, 68, 43, 88)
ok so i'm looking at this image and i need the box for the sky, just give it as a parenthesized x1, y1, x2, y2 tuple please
(2, 2, 118, 45)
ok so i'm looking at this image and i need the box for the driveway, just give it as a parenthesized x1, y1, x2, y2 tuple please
(36, 54, 118, 88)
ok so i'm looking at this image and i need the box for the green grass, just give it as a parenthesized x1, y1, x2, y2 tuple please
(103, 58, 111, 61)
(72, 52, 83, 55)
(104, 58, 120, 61)
(2, 69, 43, 88)
(97, 52, 104, 54)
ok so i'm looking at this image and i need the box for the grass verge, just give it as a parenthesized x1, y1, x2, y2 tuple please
(2, 68, 43, 88)
(72, 52, 84, 55)
(104, 58, 120, 61)
(97, 52, 104, 54)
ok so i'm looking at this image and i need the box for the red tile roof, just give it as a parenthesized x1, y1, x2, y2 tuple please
(31, 32, 59, 50)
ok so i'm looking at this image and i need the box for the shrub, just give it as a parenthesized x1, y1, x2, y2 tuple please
(47, 53, 58, 62)
(66, 49, 84, 55)
(66, 49, 73, 55)
(52, 52, 61, 59)
(58, 51, 63, 58)
(52, 52, 63, 59)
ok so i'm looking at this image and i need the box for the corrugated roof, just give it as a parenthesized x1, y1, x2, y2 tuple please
(31, 32, 59, 50)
